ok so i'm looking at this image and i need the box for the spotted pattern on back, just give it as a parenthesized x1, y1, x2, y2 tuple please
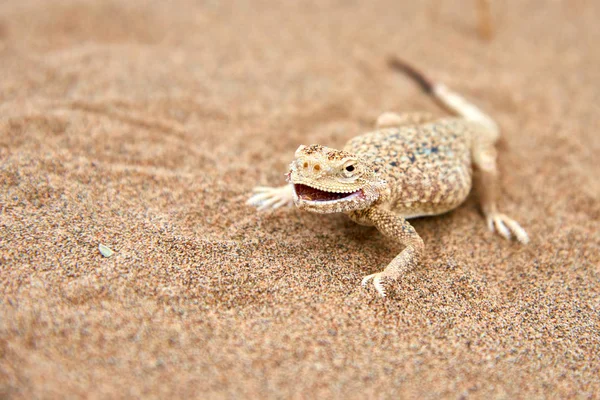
(343, 118, 474, 217)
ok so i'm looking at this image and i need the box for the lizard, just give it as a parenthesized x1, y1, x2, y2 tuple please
(247, 57, 529, 297)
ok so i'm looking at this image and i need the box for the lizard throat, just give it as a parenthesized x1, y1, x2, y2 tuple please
(293, 184, 364, 202)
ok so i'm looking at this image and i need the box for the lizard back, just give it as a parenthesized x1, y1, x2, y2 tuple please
(343, 118, 473, 217)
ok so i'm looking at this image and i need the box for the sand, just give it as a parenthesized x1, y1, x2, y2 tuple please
(1, 0, 599, 398)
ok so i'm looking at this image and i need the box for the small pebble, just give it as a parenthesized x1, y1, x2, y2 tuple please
(98, 244, 114, 258)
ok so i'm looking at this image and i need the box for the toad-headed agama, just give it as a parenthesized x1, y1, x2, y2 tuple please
(247, 58, 529, 297)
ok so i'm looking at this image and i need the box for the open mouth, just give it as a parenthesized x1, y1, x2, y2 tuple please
(293, 184, 363, 202)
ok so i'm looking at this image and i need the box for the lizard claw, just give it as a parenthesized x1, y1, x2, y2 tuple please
(487, 213, 529, 244)
(361, 272, 387, 297)
(247, 185, 294, 211)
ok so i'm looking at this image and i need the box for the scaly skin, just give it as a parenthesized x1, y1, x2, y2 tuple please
(247, 58, 529, 297)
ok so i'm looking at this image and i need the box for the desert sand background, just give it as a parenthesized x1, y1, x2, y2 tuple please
(1, 0, 599, 398)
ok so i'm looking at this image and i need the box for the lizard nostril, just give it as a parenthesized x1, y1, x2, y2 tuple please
(314, 164, 321, 171)
(303, 162, 308, 168)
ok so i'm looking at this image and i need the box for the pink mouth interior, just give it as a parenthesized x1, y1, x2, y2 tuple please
(294, 184, 361, 202)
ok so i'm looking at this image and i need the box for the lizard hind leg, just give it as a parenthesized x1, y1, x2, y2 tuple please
(361, 273, 387, 297)
(247, 185, 294, 211)
(471, 126, 529, 244)
(376, 112, 437, 129)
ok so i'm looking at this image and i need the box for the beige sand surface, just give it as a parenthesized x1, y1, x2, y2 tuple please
(1, 0, 599, 398)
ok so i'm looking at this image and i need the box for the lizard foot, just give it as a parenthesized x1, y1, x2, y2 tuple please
(486, 212, 529, 244)
(246, 185, 294, 211)
(361, 272, 387, 297)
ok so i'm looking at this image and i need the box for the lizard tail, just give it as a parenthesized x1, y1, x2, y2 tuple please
(387, 56, 499, 141)
(387, 57, 435, 94)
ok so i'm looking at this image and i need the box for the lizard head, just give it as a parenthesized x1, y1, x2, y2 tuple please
(287, 144, 385, 214)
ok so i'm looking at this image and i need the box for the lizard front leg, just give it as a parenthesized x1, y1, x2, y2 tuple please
(247, 185, 294, 211)
(356, 207, 425, 297)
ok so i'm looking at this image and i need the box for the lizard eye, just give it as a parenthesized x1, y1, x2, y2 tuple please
(342, 163, 357, 178)
(342, 159, 358, 177)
